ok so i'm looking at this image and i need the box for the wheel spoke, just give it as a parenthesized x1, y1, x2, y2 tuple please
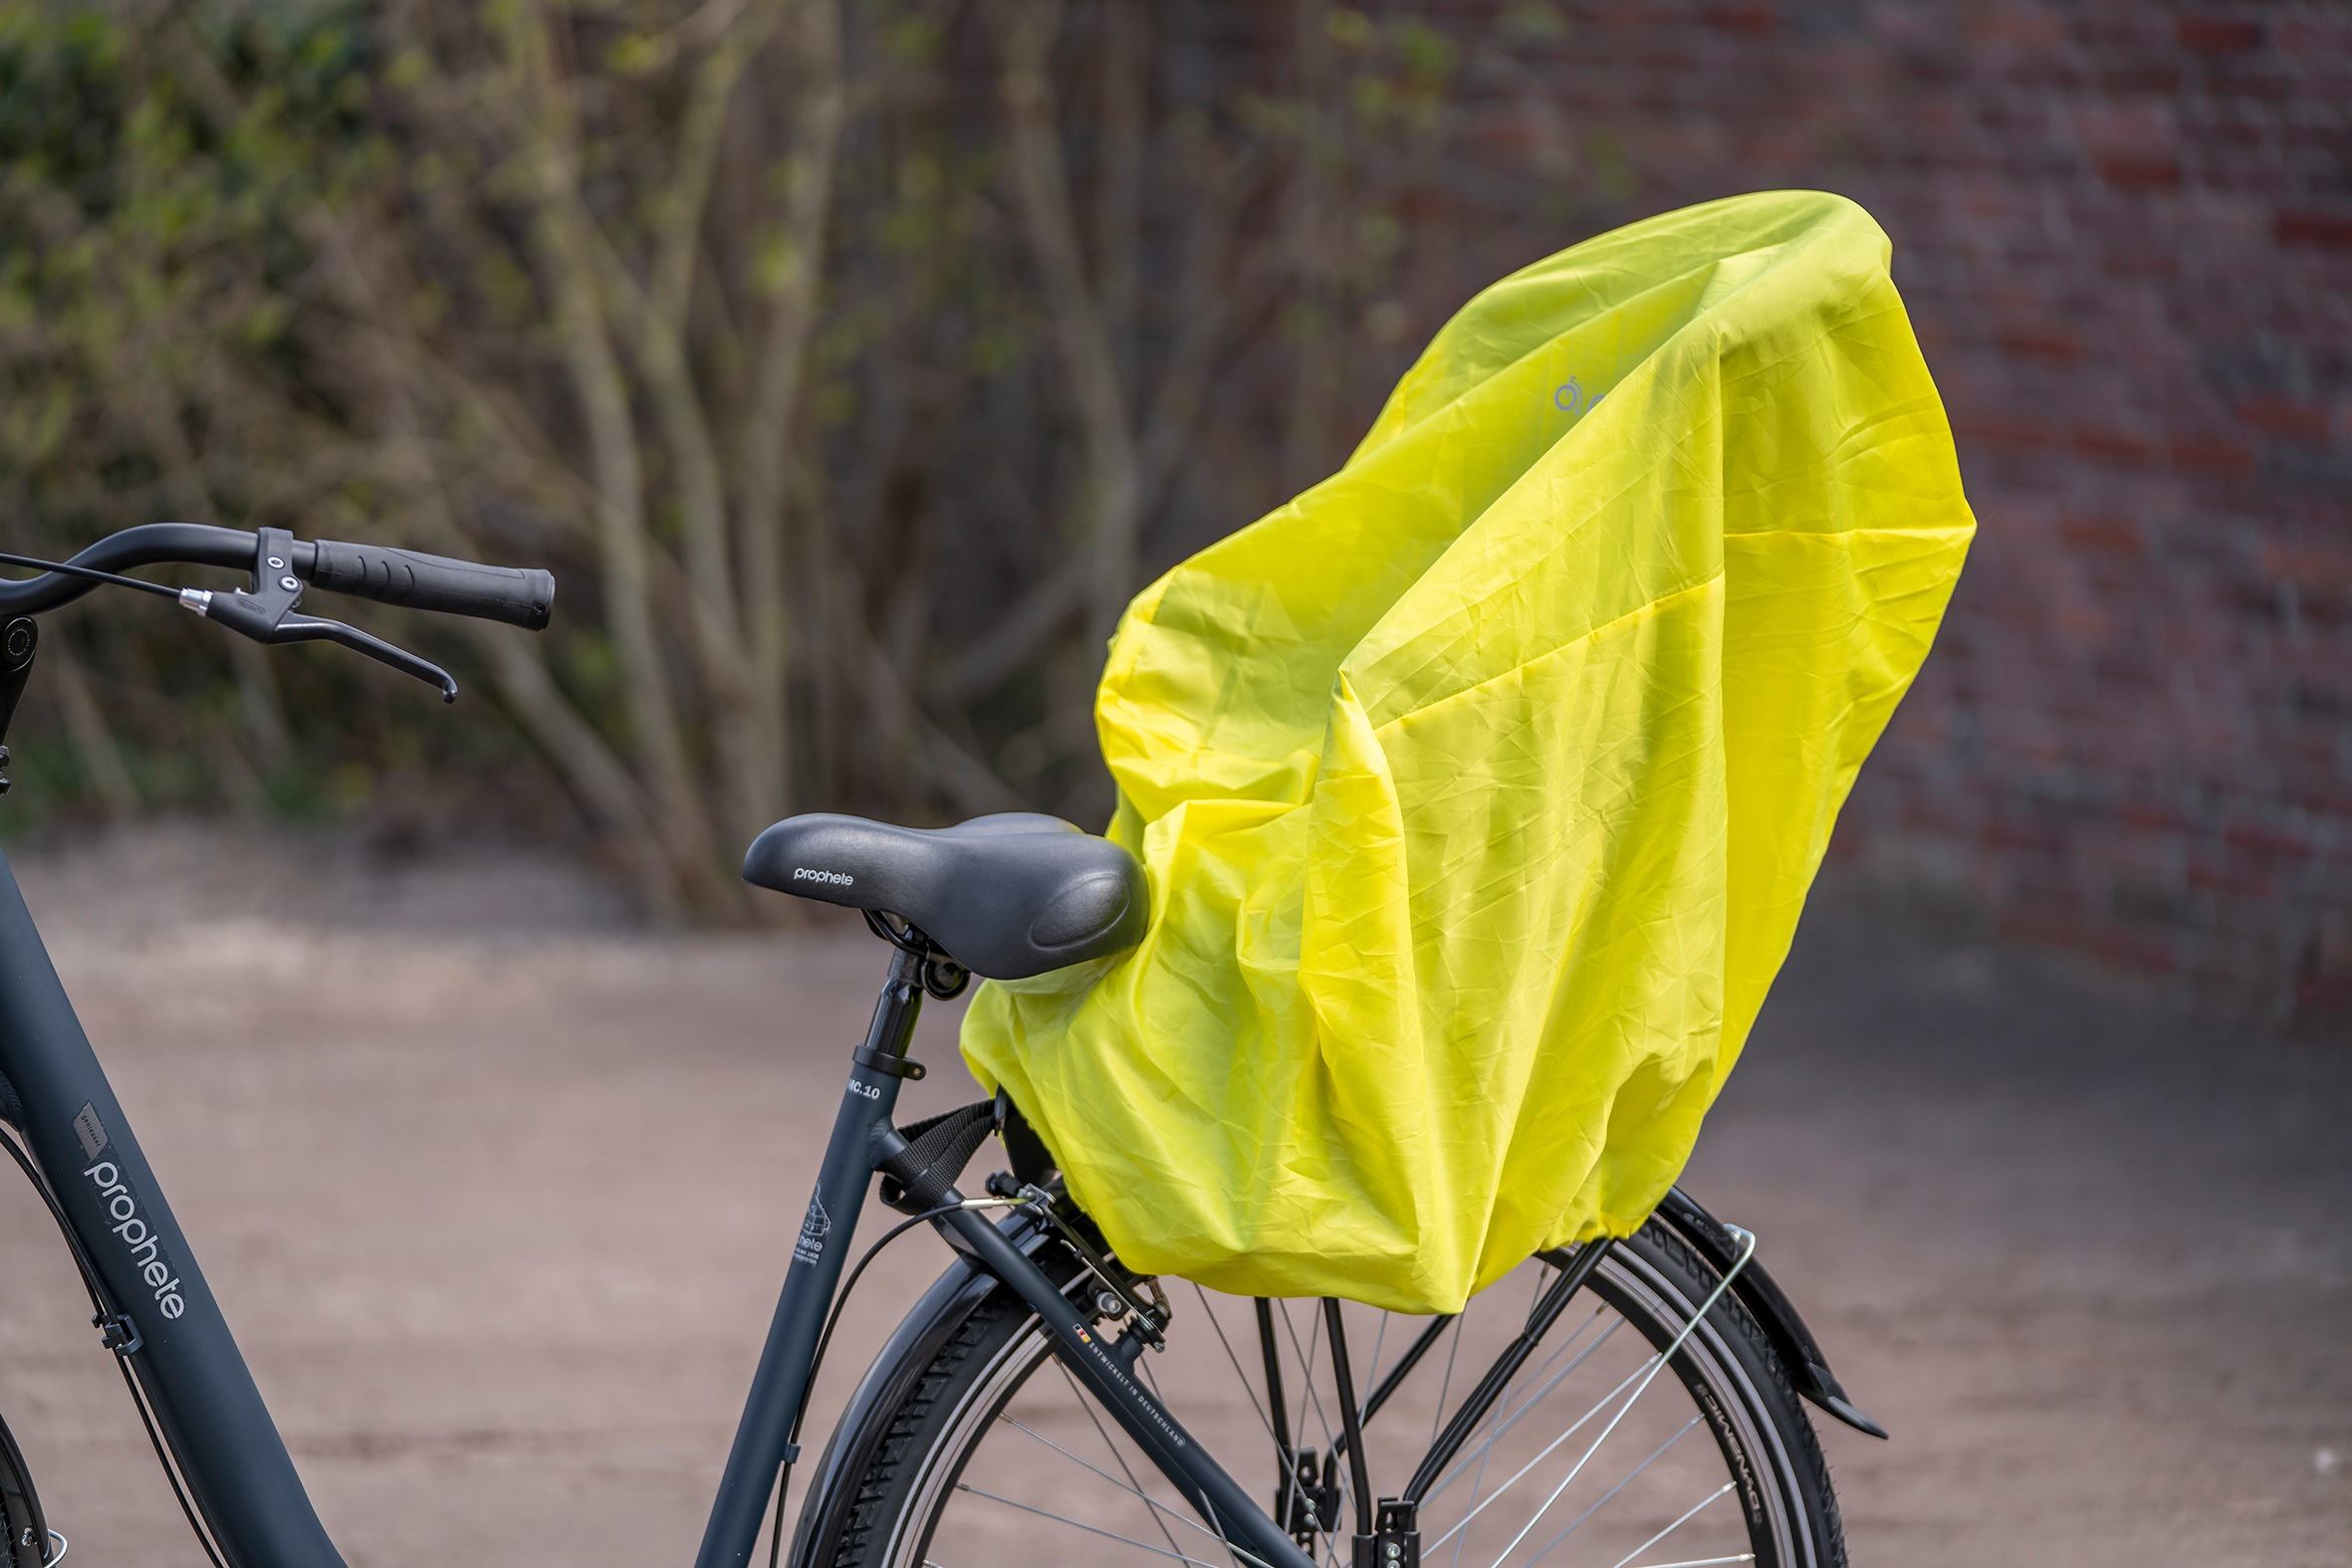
(1518, 1416, 1703, 1568)
(1360, 1311, 1391, 1406)
(1488, 1235, 1758, 1567)
(1031, 1351, 1281, 1568)
(1435, 1303, 1615, 1496)
(1447, 1340, 1516, 1568)
(1280, 1300, 1337, 1455)
(1426, 1340, 1662, 1549)
(1422, 1315, 1624, 1513)
(952, 1481, 1238, 1568)
(1042, 1363, 1193, 1562)
(1602, 1483, 1739, 1568)
(1491, 1305, 1609, 1433)
(1429, 1315, 1466, 1447)
(1192, 1282, 1279, 1446)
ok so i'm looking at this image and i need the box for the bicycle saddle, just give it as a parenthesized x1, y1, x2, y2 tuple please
(741, 812, 1149, 980)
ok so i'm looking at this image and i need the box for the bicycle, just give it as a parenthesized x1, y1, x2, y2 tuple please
(0, 523, 1886, 1568)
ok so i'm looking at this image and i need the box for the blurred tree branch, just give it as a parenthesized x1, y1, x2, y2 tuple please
(0, 0, 1483, 913)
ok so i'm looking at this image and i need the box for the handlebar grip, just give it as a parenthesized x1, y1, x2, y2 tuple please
(307, 541, 554, 630)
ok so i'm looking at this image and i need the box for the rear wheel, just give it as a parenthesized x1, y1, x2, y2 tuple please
(804, 1215, 1843, 1568)
(0, 1408, 55, 1568)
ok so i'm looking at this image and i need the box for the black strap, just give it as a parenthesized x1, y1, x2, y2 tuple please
(877, 1100, 997, 1214)
(993, 1087, 1058, 1187)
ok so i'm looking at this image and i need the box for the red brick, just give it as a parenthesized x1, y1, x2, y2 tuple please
(1367, 2, 2352, 1018)
(2259, 545, 2352, 590)
(2224, 823, 2312, 861)
(2275, 210, 2352, 248)
(2187, 858, 2270, 898)
(2237, 397, 2334, 444)
(2294, 971, 2352, 1017)
(2070, 427, 2157, 463)
(2167, 435, 2259, 474)
(1999, 324, 2087, 363)
(1705, 5, 1780, 39)
(2178, 18, 2264, 55)
(1956, 412, 2061, 451)
(2096, 153, 2184, 190)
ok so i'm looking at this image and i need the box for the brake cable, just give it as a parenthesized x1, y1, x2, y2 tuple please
(0, 1123, 229, 1568)
(760, 1191, 1022, 1568)
(0, 537, 461, 702)
(0, 553, 182, 600)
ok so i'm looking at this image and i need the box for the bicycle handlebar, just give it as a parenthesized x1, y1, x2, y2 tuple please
(308, 541, 554, 630)
(0, 524, 554, 629)
(0, 524, 261, 613)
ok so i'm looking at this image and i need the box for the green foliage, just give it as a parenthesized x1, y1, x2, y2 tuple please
(0, 2, 521, 840)
(0, 0, 1612, 915)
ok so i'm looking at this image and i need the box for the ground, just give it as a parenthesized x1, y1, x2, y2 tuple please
(0, 827, 2344, 1565)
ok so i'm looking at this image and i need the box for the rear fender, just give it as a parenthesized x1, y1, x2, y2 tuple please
(785, 1255, 998, 1568)
(786, 1209, 1082, 1568)
(1654, 1187, 1888, 1440)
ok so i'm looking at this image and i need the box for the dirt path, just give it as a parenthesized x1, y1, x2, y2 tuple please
(0, 831, 2344, 1565)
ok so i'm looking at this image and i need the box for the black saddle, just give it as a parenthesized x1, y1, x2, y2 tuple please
(741, 812, 1148, 981)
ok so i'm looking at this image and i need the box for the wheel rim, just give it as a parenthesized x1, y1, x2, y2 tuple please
(879, 1238, 1810, 1568)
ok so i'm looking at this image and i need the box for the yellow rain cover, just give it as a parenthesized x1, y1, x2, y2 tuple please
(962, 190, 1975, 1313)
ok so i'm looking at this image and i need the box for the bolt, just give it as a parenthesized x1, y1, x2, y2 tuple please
(266, 556, 285, 569)
(281, 575, 300, 592)
(1094, 1289, 1123, 1318)
(1385, 1544, 1401, 1560)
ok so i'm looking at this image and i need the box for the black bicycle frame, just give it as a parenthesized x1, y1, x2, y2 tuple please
(0, 848, 1315, 1568)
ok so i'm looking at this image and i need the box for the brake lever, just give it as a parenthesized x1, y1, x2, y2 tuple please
(181, 592, 459, 703)
(274, 612, 458, 703)
(176, 527, 460, 702)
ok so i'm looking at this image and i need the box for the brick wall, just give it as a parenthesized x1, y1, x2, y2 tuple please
(1428, 2, 2351, 1020)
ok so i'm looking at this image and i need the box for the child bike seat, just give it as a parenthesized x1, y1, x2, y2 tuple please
(741, 812, 1148, 980)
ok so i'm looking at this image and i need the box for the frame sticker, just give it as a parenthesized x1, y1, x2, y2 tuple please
(72, 1101, 109, 1161)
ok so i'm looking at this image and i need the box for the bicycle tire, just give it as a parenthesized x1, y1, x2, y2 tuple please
(0, 1407, 51, 1568)
(801, 1213, 1844, 1568)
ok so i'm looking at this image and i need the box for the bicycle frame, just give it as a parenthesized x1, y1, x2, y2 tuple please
(0, 848, 1314, 1568)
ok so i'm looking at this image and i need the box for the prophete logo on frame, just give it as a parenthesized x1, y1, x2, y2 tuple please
(74, 1103, 187, 1321)
(795, 1187, 831, 1266)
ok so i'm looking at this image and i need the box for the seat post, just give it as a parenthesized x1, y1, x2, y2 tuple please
(857, 941, 927, 1069)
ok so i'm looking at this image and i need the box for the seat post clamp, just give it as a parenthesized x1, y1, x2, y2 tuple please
(851, 1045, 926, 1080)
